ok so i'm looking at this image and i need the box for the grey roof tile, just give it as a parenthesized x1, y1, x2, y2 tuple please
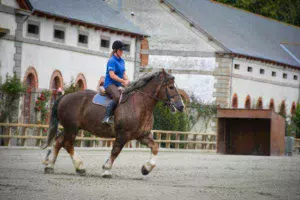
(28, 0, 146, 36)
(165, 0, 300, 67)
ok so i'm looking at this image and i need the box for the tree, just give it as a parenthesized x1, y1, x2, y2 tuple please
(215, 0, 300, 26)
(292, 104, 300, 138)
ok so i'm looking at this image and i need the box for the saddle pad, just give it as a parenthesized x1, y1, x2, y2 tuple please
(92, 94, 112, 107)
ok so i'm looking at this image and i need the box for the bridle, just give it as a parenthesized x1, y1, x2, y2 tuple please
(135, 76, 181, 107)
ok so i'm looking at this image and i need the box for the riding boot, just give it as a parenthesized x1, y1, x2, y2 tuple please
(102, 100, 118, 124)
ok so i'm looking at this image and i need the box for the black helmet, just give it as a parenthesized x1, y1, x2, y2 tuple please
(112, 40, 125, 51)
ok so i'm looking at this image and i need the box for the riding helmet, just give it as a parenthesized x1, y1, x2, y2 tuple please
(112, 40, 125, 51)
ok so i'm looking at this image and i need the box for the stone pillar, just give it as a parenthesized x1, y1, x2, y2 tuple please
(213, 55, 233, 108)
(134, 38, 141, 80)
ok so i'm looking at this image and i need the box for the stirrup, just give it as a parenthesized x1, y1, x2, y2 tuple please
(102, 116, 114, 124)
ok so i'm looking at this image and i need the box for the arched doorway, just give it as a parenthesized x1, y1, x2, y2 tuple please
(23, 67, 38, 124)
(291, 102, 296, 116)
(279, 100, 286, 117)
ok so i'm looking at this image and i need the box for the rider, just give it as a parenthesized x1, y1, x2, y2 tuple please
(102, 40, 130, 124)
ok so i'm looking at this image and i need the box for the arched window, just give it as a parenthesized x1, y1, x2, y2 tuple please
(245, 95, 251, 109)
(279, 100, 286, 117)
(140, 38, 149, 67)
(232, 93, 238, 108)
(269, 99, 275, 111)
(75, 73, 87, 91)
(23, 67, 38, 124)
(291, 102, 296, 116)
(50, 70, 63, 104)
(256, 97, 263, 109)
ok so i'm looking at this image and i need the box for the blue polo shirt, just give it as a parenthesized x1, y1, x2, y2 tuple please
(104, 55, 125, 89)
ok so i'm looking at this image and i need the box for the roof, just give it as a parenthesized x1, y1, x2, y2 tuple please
(27, 0, 146, 36)
(164, 0, 300, 67)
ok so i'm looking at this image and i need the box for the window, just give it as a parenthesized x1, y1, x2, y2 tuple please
(53, 26, 65, 42)
(234, 64, 240, 70)
(247, 66, 252, 72)
(294, 75, 298, 80)
(27, 21, 40, 38)
(123, 42, 131, 52)
(260, 69, 265, 74)
(78, 33, 88, 46)
(272, 71, 276, 77)
(100, 38, 110, 48)
(283, 73, 287, 79)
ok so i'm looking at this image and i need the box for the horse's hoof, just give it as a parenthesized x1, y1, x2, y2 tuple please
(76, 169, 86, 176)
(101, 170, 112, 178)
(44, 167, 54, 174)
(141, 165, 150, 176)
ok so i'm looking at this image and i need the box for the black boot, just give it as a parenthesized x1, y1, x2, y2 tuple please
(102, 100, 117, 124)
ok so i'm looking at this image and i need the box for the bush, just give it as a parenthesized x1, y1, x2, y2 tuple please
(64, 77, 80, 95)
(0, 73, 26, 122)
(153, 102, 189, 131)
(292, 104, 300, 138)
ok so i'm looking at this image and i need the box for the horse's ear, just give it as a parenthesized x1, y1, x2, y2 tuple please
(162, 68, 167, 77)
(168, 69, 172, 74)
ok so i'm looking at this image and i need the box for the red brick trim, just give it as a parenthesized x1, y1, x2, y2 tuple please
(232, 93, 238, 108)
(49, 70, 63, 90)
(23, 66, 38, 88)
(75, 73, 87, 90)
(256, 97, 263, 109)
(291, 101, 296, 116)
(245, 95, 251, 109)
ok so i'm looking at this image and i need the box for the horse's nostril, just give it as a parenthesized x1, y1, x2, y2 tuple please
(179, 105, 184, 111)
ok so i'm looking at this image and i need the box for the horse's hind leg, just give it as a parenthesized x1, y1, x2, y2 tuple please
(63, 130, 86, 176)
(137, 133, 159, 176)
(44, 131, 64, 174)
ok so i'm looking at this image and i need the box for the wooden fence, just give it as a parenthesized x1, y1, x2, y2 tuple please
(0, 123, 217, 150)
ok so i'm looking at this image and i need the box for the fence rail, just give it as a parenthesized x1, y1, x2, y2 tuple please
(0, 123, 217, 150)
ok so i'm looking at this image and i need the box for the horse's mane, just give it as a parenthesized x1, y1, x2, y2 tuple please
(123, 72, 160, 94)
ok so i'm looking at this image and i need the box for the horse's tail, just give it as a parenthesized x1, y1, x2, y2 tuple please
(41, 95, 64, 149)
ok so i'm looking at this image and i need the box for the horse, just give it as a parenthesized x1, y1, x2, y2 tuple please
(41, 69, 184, 178)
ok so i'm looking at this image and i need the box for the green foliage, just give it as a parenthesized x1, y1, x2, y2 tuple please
(153, 102, 190, 131)
(64, 77, 80, 95)
(292, 104, 300, 138)
(35, 90, 51, 124)
(0, 73, 26, 122)
(215, 0, 300, 26)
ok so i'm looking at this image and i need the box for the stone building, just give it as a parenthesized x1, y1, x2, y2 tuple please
(107, 0, 300, 120)
(0, 0, 146, 123)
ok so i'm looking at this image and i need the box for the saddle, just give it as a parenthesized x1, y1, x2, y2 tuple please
(92, 86, 126, 107)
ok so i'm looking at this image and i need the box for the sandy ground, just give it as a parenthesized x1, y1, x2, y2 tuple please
(0, 148, 299, 200)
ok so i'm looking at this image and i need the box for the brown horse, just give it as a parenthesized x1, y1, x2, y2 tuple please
(42, 69, 184, 177)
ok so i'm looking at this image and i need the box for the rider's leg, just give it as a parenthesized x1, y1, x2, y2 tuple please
(102, 84, 120, 124)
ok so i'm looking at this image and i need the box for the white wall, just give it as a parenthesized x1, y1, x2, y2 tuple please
(21, 43, 135, 90)
(0, 12, 17, 35)
(231, 58, 299, 114)
(1, 0, 20, 8)
(23, 16, 136, 58)
(0, 40, 15, 82)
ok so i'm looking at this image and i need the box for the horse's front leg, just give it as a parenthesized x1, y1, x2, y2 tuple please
(102, 137, 127, 178)
(137, 133, 159, 175)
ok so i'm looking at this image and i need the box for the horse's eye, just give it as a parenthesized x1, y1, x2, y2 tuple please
(169, 86, 174, 90)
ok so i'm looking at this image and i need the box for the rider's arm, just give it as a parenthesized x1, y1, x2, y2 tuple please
(123, 71, 128, 81)
(109, 71, 125, 84)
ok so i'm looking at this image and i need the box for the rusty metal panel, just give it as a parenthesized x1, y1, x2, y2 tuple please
(217, 109, 284, 156)
(270, 112, 285, 156)
(217, 109, 273, 119)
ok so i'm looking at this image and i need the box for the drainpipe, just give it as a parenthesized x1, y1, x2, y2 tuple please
(229, 55, 234, 108)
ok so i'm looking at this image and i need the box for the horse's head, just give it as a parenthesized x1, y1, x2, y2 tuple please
(156, 69, 184, 112)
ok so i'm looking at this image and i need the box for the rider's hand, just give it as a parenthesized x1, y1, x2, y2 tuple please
(123, 79, 130, 87)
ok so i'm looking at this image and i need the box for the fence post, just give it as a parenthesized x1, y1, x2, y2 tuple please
(8, 127, 12, 146)
(166, 133, 171, 149)
(23, 127, 28, 147)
